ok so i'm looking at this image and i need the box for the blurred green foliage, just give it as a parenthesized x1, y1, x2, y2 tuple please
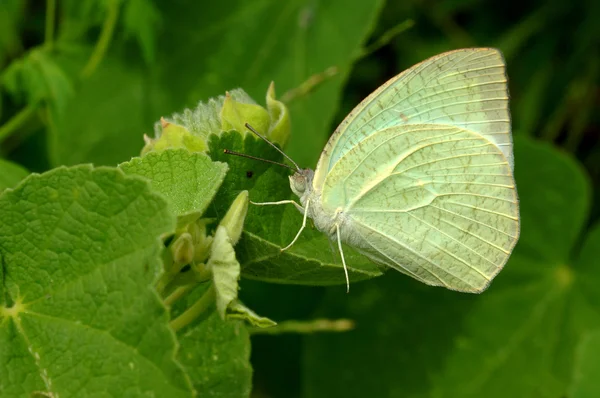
(0, 0, 599, 397)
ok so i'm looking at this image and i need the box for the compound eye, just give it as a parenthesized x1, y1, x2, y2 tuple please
(293, 176, 306, 193)
(289, 174, 307, 196)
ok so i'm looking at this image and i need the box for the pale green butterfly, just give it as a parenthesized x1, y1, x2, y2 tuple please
(251, 48, 519, 293)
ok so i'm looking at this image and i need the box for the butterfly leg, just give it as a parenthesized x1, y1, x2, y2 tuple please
(250, 199, 304, 213)
(336, 224, 350, 293)
(280, 199, 310, 252)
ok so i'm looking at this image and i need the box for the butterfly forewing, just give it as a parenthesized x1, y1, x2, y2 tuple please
(313, 48, 512, 190)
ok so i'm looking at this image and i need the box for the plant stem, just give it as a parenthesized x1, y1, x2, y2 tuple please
(170, 284, 216, 332)
(280, 66, 339, 104)
(0, 104, 38, 143)
(249, 318, 355, 335)
(44, 0, 56, 50)
(81, 0, 120, 78)
(164, 284, 194, 307)
(358, 19, 414, 61)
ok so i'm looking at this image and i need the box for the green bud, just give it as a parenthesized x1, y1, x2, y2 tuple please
(171, 232, 194, 266)
(188, 219, 213, 263)
(265, 82, 291, 147)
(220, 91, 270, 136)
(218, 190, 249, 245)
(142, 118, 208, 155)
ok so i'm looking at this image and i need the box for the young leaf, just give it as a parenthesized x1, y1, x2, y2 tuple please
(0, 158, 29, 190)
(119, 149, 228, 226)
(0, 165, 192, 397)
(142, 118, 208, 155)
(303, 137, 600, 397)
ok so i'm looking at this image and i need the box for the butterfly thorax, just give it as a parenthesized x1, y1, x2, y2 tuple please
(290, 168, 355, 242)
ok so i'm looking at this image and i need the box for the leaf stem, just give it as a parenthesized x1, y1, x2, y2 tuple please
(249, 318, 355, 335)
(170, 284, 216, 332)
(357, 19, 414, 60)
(0, 104, 38, 143)
(44, 0, 56, 50)
(81, 0, 120, 78)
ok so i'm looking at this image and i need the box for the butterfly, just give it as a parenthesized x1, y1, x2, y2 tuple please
(252, 48, 520, 293)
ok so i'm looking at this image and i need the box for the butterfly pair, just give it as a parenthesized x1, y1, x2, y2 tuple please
(253, 48, 519, 293)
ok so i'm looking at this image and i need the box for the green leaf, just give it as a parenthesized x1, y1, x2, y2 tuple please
(0, 0, 24, 62)
(123, 0, 161, 63)
(514, 139, 590, 263)
(209, 226, 241, 319)
(570, 330, 600, 398)
(0, 165, 192, 397)
(177, 311, 252, 397)
(155, 0, 385, 166)
(119, 149, 228, 226)
(1, 48, 74, 115)
(208, 131, 383, 286)
(49, 53, 150, 166)
(0, 158, 29, 190)
(49, 0, 384, 172)
(302, 137, 600, 398)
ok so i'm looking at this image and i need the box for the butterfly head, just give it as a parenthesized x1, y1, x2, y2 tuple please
(289, 168, 314, 200)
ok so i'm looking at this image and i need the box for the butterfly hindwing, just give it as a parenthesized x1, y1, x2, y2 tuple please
(320, 123, 519, 292)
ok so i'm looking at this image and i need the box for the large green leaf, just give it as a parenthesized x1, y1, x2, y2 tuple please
(302, 137, 600, 398)
(49, 54, 151, 166)
(170, 283, 252, 397)
(570, 329, 600, 398)
(153, 0, 385, 167)
(177, 311, 252, 397)
(0, 166, 192, 397)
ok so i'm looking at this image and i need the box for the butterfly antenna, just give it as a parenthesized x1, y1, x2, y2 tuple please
(222, 149, 297, 171)
(244, 123, 301, 172)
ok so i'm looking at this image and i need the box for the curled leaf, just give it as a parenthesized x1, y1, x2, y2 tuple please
(207, 226, 240, 319)
(266, 82, 291, 147)
(227, 299, 277, 328)
(218, 190, 249, 246)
